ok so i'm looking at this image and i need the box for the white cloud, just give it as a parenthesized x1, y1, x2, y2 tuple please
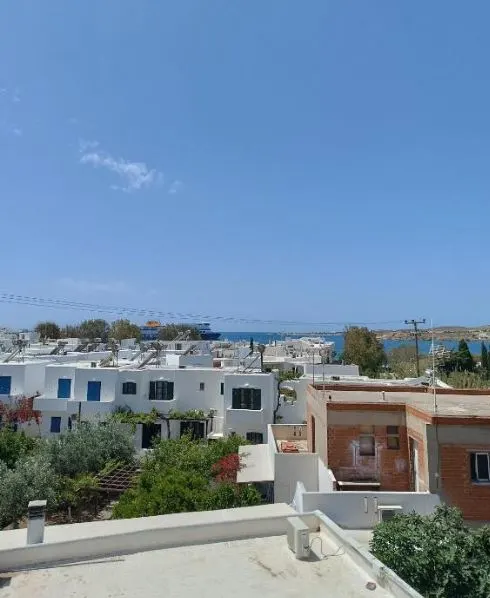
(12, 88, 20, 103)
(168, 180, 183, 194)
(12, 127, 22, 137)
(79, 140, 162, 192)
(79, 138, 99, 152)
(58, 277, 128, 293)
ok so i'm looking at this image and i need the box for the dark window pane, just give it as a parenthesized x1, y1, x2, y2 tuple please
(232, 388, 241, 409)
(246, 432, 263, 444)
(387, 436, 400, 450)
(476, 453, 490, 481)
(387, 426, 399, 435)
(122, 382, 137, 395)
(220, 382, 224, 395)
(149, 381, 173, 400)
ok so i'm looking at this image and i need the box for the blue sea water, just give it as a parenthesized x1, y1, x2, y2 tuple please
(219, 332, 485, 355)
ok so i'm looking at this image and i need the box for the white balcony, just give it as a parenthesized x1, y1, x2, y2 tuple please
(226, 408, 265, 428)
(33, 397, 68, 412)
(65, 400, 115, 417)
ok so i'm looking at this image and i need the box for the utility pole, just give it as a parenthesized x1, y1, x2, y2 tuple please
(405, 319, 426, 377)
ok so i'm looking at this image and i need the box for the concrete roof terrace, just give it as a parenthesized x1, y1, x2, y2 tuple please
(308, 383, 490, 421)
(0, 504, 419, 598)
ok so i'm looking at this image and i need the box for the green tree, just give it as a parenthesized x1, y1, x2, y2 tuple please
(35, 321, 61, 340)
(371, 505, 490, 597)
(61, 324, 81, 338)
(57, 474, 100, 521)
(456, 339, 475, 372)
(157, 324, 202, 341)
(110, 319, 141, 342)
(0, 454, 60, 528)
(481, 342, 488, 376)
(343, 327, 386, 376)
(386, 344, 418, 378)
(0, 428, 36, 469)
(112, 435, 259, 519)
(78, 319, 110, 342)
(43, 420, 134, 478)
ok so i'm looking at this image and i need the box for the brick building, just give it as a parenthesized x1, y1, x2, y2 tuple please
(307, 383, 490, 521)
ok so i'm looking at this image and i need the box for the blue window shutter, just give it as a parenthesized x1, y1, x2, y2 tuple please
(0, 376, 12, 395)
(50, 417, 61, 433)
(57, 378, 72, 399)
(87, 381, 101, 402)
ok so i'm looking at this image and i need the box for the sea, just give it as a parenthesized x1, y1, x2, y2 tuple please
(218, 332, 485, 356)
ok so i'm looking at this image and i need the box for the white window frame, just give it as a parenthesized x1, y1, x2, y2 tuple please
(475, 452, 490, 482)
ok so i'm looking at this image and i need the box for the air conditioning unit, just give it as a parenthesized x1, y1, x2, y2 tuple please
(287, 517, 310, 560)
(377, 505, 403, 523)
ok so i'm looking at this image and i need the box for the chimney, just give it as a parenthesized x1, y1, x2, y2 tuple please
(27, 500, 47, 545)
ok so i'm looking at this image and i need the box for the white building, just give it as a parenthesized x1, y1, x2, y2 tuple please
(0, 361, 46, 398)
(34, 358, 277, 448)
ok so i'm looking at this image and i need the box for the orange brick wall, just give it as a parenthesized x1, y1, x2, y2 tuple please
(327, 425, 410, 491)
(440, 445, 490, 521)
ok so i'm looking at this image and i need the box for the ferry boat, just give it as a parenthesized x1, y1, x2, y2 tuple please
(140, 322, 220, 341)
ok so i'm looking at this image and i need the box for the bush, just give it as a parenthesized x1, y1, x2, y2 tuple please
(370, 505, 490, 597)
(0, 427, 36, 469)
(112, 435, 260, 519)
(0, 453, 60, 527)
(43, 420, 134, 477)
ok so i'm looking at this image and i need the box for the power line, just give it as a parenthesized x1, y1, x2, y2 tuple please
(0, 291, 406, 329)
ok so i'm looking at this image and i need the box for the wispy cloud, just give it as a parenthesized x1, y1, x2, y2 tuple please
(168, 180, 183, 194)
(58, 277, 128, 294)
(12, 88, 20, 103)
(12, 127, 22, 137)
(79, 140, 163, 192)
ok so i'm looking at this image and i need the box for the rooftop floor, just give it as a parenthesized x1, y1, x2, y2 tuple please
(311, 387, 490, 418)
(2, 534, 392, 598)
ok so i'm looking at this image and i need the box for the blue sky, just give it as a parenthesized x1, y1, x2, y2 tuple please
(1, 1, 490, 331)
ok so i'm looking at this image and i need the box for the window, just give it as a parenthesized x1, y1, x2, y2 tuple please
(57, 378, 71, 399)
(232, 388, 261, 410)
(199, 382, 205, 391)
(122, 381, 137, 395)
(175, 343, 182, 351)
(387, 425, 400, 450)
(181, 421, 205, 440)
(149, 380, 174, 401)
(50, 417, 61, 433)
(470, 452, 490, 482)
(0, 376, 12, 395)
(246, 432, 264, 444)
(359, 425, 375, 456)
(220, 382, 224, 395)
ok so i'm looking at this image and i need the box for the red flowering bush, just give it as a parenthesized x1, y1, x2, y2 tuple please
(211, 453, 241, 483)
(0, 396, 41, 426)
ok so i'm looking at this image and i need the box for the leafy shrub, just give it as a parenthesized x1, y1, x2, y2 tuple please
(0, 453, 60, 527)
(43, 420, 134, 477)
(112, 435, 260, 519)
(0, 427, 36, 469)
(370, 505, 490, 597)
